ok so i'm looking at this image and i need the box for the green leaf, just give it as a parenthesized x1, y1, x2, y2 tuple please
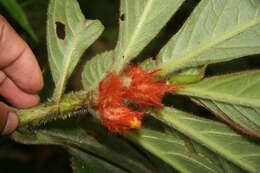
(154, 107, 260, 173)
(179, 70, 260, 138)
(47, 0, 104, 100)
(70, 147, 128, 173)
(143, 149, 180, 173)
(152, 0, 260, 76)
(81, 51, 114, 90)
(0, 0, 38, 41)
(127, 128, 243, 173)
(21, 0, 48, 7)
(12, 121, 155, 173)
(114, 0, 185, 72)
(167, 65, 206, 85)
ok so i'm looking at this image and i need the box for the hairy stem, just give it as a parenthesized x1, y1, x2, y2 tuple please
(16, 90, 95, 128)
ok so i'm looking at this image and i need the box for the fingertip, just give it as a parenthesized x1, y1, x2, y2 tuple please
(1, 112, 19, 135)
(33, 69, 44, 93)
(0, 78, 40, 109)
(19, 48, 44, 93)
(14, 94, 40, 109)
(3, 48, 44, 94)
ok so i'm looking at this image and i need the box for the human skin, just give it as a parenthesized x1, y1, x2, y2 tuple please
(0, 15, 43, 135)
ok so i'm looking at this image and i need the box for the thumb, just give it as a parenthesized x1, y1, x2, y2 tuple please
(0, 102, 18, 135)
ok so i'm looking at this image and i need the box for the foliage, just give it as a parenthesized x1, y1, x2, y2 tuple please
(0, 0, 38, 41)
(7, 0, 260, 172)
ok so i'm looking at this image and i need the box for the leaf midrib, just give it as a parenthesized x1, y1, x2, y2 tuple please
(179, 87, 260, 108)
(159, 18, 260, 76)
(137, 132, 220, 173)
(159, 108, 257, 172)
(54, 20, 90, 100)
(123, 0, 152, 59)
(115, 0, 153, 71)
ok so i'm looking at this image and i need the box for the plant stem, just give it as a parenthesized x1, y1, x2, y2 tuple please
(16, 90, 94, 128)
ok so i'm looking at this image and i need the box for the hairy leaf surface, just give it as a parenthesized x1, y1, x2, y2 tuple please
(147, 0, 260, 76)
(114, 0, 185, 72)
(81, 51, 114, 90)
(154, 107, 260, 173)
(128, 128, 243, 173)
(47, 0, 103, 100)
(179, 70, 260, 137)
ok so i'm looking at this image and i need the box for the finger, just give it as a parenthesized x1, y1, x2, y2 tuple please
(0, 102, 18, 135)
(3, 47, 44, 94)
(0, 15, 43, 93)
(0, 77, 39, 108)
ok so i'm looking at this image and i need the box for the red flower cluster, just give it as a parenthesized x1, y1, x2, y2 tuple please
(96, 66, 179, 132)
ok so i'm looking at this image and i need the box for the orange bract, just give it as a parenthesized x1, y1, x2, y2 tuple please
(96, 72, 123, 108)
(100, 105, 144, 132)
(123, 66, 179, 108)
(96, 66, 179, 132)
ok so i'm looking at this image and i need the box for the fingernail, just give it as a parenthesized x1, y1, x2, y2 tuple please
(1, 112, 19, 135)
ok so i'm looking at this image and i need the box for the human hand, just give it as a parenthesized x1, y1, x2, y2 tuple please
(0, 16, 43, 135)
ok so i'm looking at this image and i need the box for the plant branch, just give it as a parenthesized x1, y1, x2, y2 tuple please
(16, 90, 95, 128)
